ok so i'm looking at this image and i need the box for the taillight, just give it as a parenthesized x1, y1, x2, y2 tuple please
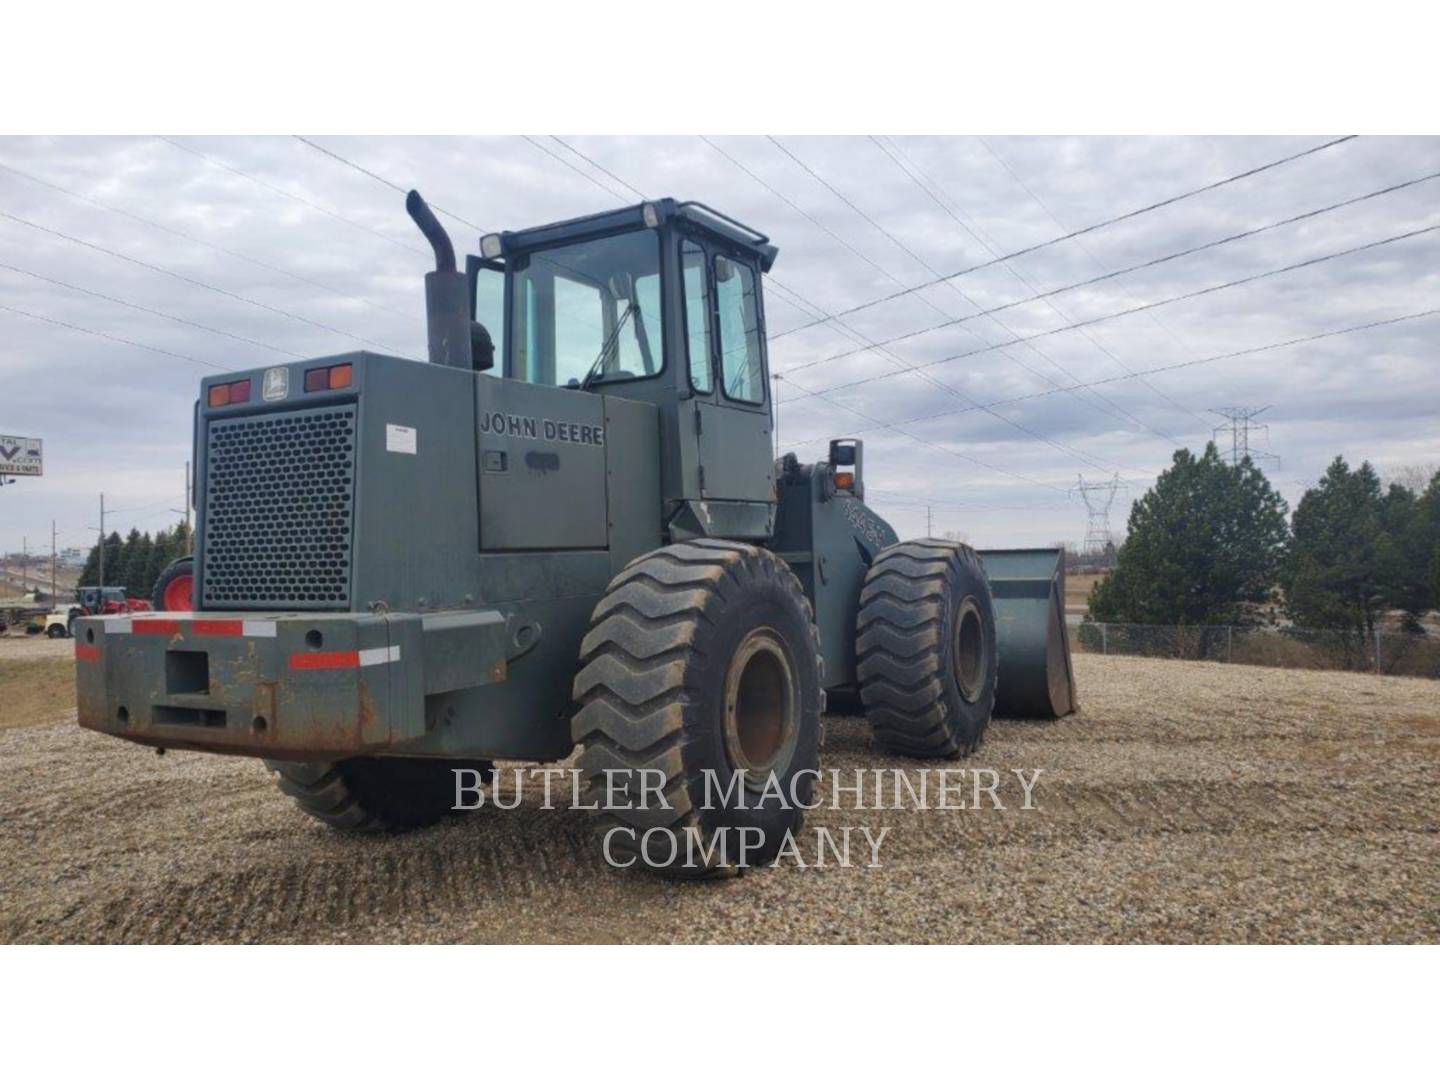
(207, 379, 251, 407)
(304, 363, 353, 393)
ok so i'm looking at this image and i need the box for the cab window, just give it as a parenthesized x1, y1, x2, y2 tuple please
(508, 230, 663, 387)
(681, 241, 712, 393)
(715, 255, 764, 404)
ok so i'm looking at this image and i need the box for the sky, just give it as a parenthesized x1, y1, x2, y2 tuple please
(1, 134, 1438, 559)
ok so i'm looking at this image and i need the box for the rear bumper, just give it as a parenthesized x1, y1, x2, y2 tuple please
(74, 609, 510, 760)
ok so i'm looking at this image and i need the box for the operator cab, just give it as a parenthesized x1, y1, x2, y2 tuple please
(467, 200, 781, 510)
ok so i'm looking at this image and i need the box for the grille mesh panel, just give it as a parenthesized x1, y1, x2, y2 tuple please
(201, 406, 356, 608)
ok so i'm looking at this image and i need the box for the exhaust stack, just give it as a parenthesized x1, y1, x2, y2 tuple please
(406, 190, 473, 370)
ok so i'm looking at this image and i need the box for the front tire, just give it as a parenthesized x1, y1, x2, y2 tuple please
(266, 757, 494, 832)
(857, 540, 998, 758)
(571, 540, 823, 878)
(47, 624, 66, 639)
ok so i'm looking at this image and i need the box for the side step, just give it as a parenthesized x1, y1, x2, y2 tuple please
(977, 548, 1077, 719)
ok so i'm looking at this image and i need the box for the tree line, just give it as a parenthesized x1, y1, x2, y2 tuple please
(77, 521, 191, 600)
(1089, 446, 1440, 639)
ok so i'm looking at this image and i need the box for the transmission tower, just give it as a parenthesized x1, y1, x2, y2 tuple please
(1073, 473, 1124, 554)
(1211, 406, 1280, 467)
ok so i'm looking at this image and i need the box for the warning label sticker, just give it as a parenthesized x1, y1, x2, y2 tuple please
(385, 424, 417, 455)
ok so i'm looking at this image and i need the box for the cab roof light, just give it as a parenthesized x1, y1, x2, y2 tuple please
(480, 233, 503, 259)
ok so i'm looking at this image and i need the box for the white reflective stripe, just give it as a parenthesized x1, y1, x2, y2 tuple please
(357, 645, 401, 667)
(104, 619, 132, 634)
(144, 612, 196, 620)
(242, 621, 278, 638)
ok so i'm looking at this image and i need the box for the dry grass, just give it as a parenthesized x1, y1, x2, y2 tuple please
(1066, 570, 1107, 614)
(0, 652, 1435, 943)
(0, 637, 75, 731)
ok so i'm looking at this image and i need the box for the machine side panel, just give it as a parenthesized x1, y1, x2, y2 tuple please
(351, 355, 480, 613)
(602, 395, 663, 577)
(477, 378, 608, 551)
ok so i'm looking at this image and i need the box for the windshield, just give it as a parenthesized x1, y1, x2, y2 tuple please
(507, 231, 663, 388)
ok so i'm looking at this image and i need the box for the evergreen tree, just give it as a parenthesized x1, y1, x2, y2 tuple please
(1088, 444, 1289, 626)
(1283, 458, 1390, 637)
(78, 539, 103, 587)
(126, 533, 154, 597)
(100, 531, 123, 588)
(111, 528, 143, 594)
(144, 528, 174, 595)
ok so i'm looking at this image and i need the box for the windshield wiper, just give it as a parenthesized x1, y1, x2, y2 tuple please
(578, 302, 637, 391)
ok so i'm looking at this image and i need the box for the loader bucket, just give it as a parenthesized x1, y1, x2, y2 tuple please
(977, 548, 1076, 719)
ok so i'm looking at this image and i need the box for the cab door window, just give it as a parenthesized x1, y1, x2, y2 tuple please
(681, 240, 713, 393)
(714, 255, 764, 404)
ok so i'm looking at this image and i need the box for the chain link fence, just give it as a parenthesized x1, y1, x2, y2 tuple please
(1074, 622, 1440, 679)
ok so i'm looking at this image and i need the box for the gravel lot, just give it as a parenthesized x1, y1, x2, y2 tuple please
(1, 653, 1435, 943)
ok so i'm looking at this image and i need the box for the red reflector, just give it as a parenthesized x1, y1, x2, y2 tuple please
(132, 619, 182, 636)
(834, 472, 854, 490)
(304, 368, 329, 392)
(192, 620, 244, 637)
(229, 379, 251, 404)
(75, 643, 100, 663)
(289, 650, 360, 670)
(328, 364, 353, 390)
(208, 384, 231, 407)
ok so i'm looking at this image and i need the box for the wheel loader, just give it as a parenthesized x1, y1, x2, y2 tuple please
(74, 191, 1074, 876)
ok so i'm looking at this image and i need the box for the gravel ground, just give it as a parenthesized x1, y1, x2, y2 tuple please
(1, 654, 1436, 943)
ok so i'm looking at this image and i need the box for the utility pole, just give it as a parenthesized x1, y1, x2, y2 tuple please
(50, 520, 57, 604)
(98, 493, 105, 589)
(21, 536, 27, 593)
(185, 462, 192, 538)
(1073, 474, 1125, 555)
(1211, 406, 1280, 468)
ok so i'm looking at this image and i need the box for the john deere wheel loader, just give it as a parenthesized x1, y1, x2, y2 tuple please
(75, 192, 1074, 876)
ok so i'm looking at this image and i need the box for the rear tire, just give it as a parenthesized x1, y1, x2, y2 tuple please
(47, 624, 66, 639)
(152, 557, 194, 612)
(266, 757, 494, 832)
(571, 540, 823, 878)
(857, 539, 997, 758)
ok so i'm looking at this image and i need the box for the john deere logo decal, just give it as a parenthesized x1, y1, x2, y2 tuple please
(262, 368, 290, 402)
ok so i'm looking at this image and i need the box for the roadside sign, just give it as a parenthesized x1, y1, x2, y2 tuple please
(0, 434, 43, 477)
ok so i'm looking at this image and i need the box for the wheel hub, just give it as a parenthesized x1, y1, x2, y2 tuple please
(953, 596, 986, 703)
(721, 627, 800, 787)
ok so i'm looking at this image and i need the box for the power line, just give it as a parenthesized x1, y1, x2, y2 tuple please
(790, 163, 1440, 369)
(773, 134, 1359, 337)
(696, 137, 1157, 472)
(799, 133, 1188, 444)
(0, 300, 230, 370)
(0, 207, 413, 356)
(0, 157, 418, 323)
(780, 303, 1440, 453)
(533, 137, 1096, 492)
(778, 220, 1440, 405)
(971, 136, 1214, 425)
(0, 262, 304, 358)
(159, 136, 425, 255)
(870, 134, 1212, 431)
(292, 136, 488, 234)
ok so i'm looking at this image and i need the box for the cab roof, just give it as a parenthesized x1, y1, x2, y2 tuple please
(486, 198, 779, 271)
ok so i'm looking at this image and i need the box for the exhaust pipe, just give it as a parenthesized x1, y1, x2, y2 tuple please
(406, 190, 472, 370)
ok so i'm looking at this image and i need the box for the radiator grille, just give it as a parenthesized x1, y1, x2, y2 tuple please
(201, 406, 357, 608)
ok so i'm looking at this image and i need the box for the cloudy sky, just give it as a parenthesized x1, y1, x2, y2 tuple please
(2, 135, 1438, 558)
